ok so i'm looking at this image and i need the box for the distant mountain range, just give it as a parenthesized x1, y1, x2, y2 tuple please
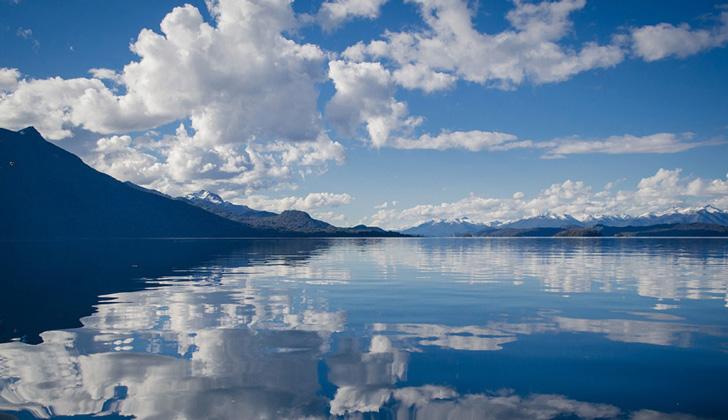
(402, 206, 728, 237)
(400, 218, 492, 237)
(0, 127, 400, 239)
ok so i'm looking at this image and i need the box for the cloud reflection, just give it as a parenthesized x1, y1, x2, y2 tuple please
(1, 238, 726, 419)
(363, 238, 728, 303)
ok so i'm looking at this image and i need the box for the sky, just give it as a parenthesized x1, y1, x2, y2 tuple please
(1, 0, 727, 229)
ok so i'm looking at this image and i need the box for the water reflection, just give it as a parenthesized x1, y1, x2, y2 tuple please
(0, 238, 336, 343)
(362, 238, 728, 302)
(1, 238, 727, 419)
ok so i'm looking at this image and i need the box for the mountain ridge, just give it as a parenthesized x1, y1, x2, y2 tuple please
(0, 127, 401, 239)
(182, 189, 390, 236)
(401, 206, 728, 236)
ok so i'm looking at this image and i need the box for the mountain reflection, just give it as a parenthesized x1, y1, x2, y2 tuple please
(0, 238, 336, 343)
(1, 238, 727, 419)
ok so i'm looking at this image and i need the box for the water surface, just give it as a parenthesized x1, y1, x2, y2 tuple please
(1, 238, 727, 419)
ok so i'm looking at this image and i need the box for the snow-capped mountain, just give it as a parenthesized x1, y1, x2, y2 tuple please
(590, 205, 728, 227)
(401, 218, 491, 237)
(183, 190, 276, 218)
(182, 190, 401, 236)
(185, 190, 225, 205)
(401, 205, 728, 236)
(580, 214, 633, 227)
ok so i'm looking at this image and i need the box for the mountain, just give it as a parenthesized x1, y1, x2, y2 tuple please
(624, 206, 728, 226)
(0, 127, 400, 239)
(0, 127, 270, 239)
(181, 189, 396, 236)
(401, 218, 491, 237)
(246, 210, 341, 234)
(482, 227, 566, 237)
(578, 206, 728, 227)
(580, 214, 633, 227)
(184, 190, 276, 219)
(405, 206, 728, 236)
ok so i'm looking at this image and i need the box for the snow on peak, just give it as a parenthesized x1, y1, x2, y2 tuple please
(538, 212, 575, 220)
(185, 190, 225, 205)
(653, 205, 726, 217)
(443, 217, 476, 224)
(701, 204, 723, 214)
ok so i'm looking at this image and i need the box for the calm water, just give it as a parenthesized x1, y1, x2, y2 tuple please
(1, 238, 727, 420)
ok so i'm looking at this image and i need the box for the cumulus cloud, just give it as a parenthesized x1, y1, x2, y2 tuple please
(326, 60, 423, 148)
(631, 9, 728, 61)
(0, 67, 20, 91)
(313, 211, 347, 224)
(317, 0, 389, 31)
(2, 0, 727, 206)
(0, 0, 345, 197)
(365, 168, 728, 229)
(326, 0, 626, 147)
(90, 135, 166, 185)
(84, 124, 345, 198)
(341, 0, 625, 90)
(239, 192, 355, 213)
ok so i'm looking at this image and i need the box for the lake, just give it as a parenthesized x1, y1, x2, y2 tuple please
(1, 237, 727, 420)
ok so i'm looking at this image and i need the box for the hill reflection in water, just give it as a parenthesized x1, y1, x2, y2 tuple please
(1, 238, 727, 419)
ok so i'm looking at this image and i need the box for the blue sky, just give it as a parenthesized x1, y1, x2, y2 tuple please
(1, 0, 727, 228)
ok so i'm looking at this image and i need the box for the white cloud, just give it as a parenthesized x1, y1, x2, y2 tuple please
(0, 76, 117, 140)
(342, 0, 625, 90)
(239, 192, 355, 213)
(371, 130, 718, 155)
(326, 60, 423, 147)
(0, 0, 346, 197)
(544, 133, 719, 158)
(313, 211, 347, 224)
(0, 68, 20, 91)
(365, 168, 728, 229)
(686, 173, 728, 196)
(393, 130, 520, 151)
(3, 0, 328, 142)
(317, 0, 389, 31)
(327, 0, 625, 147)
(84, 124, 345, 198)
(631, 9, 728, 61)
(90, 135, 166, 185)
(88, 68, 123, 84)
(326, 1, 726, 150)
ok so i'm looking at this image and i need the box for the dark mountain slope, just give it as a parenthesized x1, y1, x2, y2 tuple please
(0, 127, 266, 239)
(182, 189, 403, 236)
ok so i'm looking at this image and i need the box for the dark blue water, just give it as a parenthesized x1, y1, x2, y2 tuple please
(1, 238, 727, 419)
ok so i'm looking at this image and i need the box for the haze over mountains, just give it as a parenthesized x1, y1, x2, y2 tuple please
(402, 206, 728, 237)
(0, 127, 398, 239)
